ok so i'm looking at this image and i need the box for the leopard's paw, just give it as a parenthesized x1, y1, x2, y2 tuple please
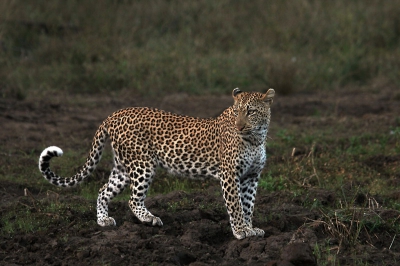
(252, 227, 265, 237)
(97, 217, 116, 227)
(142, 214, 163, 226)
(233, 227, 257, 240)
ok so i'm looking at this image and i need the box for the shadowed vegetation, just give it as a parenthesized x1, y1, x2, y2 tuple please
(1, 0, 400, 98)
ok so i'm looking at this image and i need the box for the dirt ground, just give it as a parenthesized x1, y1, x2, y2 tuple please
(1, 85, 400, 265)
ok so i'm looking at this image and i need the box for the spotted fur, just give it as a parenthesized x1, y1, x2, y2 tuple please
(38, 88, 275, 239)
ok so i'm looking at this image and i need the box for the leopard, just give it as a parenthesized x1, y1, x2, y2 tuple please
(38, 88, 275, 240)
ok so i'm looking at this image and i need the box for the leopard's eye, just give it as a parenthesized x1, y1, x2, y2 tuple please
(247, 109, 256, 116)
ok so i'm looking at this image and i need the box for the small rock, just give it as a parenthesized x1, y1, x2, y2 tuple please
(76, 250, 90, 260)
(280, 243, 316, 266)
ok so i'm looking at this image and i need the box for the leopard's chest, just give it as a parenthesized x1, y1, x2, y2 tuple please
(237, 144, 267, 176)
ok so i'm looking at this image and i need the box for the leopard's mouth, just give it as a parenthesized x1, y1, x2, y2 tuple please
(237, 125, 267, 136)
(237, 128, 252, 135)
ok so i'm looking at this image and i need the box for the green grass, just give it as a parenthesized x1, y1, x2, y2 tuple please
(309, 192, 399, 266)
(0, 193, 95, 236)
(259, 120, 400, 264)
(259, 173, 286, 192)
(265, 125, 400, 195)
(0, 155, 98, 236)
(1, 0, 400, 98)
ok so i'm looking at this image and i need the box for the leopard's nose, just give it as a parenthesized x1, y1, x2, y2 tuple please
(237, 125, 245, 131)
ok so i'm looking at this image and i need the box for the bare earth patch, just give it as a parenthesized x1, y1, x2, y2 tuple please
(1, 86, 400, 265)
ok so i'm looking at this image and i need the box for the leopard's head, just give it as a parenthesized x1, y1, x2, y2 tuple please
(232, 88, 275, 134)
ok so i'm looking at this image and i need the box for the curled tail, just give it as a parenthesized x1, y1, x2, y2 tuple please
(39, 124, 108, 187)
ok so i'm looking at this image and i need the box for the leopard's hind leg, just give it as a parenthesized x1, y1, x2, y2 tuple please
(97, 163, 129, 226)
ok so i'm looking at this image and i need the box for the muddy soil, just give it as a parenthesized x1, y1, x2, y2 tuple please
(1, 86, 400, 265)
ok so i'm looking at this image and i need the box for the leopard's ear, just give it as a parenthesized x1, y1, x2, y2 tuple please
(232, 88, 243, 98)
(262, 88, 275, 104)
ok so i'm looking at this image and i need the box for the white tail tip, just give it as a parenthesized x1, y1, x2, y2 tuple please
(40, 146, 63, 158)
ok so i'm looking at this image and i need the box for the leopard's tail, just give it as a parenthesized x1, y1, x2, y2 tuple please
(38, 123, 108, 187)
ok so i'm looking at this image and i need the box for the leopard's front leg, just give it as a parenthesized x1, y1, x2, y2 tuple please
(220, 172, 260, 240)
(240, 173, 265, 237)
